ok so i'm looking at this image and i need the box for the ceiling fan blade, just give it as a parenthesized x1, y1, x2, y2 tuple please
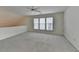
(34, 9, 41, 13)
(32, 6, 40, 10)
(25, 6, 33, 10)
(26, 6, 36, 9)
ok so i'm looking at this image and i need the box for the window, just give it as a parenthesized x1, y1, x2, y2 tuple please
(33, 17, 53, 31)
(34, 18, 39, 29)
(46, 17, 53, 30)
(40, 18, 45, 30)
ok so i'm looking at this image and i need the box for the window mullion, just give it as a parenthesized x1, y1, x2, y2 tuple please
(38, 18, 40, 30)
(45, 18, 46, 31)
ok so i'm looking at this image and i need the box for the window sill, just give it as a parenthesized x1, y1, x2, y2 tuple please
(33, 29, 54, 32)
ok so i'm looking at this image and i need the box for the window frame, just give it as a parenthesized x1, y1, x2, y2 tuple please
(46, 17, 54, 31)
(33, 17, 54, 32)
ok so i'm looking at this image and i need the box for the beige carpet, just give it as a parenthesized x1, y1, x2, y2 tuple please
(0, 32, 77, 52)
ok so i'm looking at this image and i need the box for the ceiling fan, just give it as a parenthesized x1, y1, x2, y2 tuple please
(25, 6, 41, 14)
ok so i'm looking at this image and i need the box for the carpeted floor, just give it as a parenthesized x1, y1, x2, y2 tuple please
(0, 32, 77, 52)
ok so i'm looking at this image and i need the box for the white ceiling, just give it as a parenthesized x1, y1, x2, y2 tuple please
(1, 6, 68, 15)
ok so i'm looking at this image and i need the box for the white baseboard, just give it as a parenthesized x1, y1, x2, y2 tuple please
(64, 34, 79, 51)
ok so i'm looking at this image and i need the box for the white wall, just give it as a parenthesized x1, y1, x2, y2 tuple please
(0, 26, 27, 40)
(64, 7, 79, 50)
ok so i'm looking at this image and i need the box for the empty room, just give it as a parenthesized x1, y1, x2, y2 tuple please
(0, 6, 78, 52)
